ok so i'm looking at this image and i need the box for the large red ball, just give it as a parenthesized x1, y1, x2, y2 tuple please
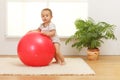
(17, 32, 55, 66)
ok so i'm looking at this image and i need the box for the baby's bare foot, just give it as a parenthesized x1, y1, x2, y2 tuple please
(52, 61, 59, 64)
(60, 61, 66, 65)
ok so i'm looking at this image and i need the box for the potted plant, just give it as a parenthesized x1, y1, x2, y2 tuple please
(65, 17, 116, 60)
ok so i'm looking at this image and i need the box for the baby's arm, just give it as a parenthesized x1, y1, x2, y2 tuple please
(41, 29, 55, 37)
(28, 28, 41, 33)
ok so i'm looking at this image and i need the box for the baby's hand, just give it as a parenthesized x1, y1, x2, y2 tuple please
(28, 30, 39, 33)
(41, 31, 49, 36)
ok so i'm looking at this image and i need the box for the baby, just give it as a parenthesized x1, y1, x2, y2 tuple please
(30, 8, 65, 65)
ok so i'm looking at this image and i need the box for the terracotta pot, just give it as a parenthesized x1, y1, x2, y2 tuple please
(87, 48, 100, 60)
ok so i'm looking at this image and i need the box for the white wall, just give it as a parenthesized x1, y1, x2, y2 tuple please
(88, 0, 120, 55)
(0, 0, 120, 55)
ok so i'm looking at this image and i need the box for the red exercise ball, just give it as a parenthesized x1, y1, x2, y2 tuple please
(17, 32, 55, 66)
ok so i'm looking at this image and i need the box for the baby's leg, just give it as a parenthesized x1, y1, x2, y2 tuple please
(54, 43, 65, 65)
(52, 54, 60, 64)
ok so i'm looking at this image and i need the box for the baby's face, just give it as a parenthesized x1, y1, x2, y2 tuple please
(41, 10, 52, 23)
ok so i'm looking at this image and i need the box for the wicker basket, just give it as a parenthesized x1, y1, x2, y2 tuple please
(87, 48, 99, 60)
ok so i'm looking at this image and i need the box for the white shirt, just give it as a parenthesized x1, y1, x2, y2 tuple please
(39, 22, 60, 44)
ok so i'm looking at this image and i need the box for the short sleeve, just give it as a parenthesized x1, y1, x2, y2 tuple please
(38, 24, 42, 30)
(49, 23, 56, 30)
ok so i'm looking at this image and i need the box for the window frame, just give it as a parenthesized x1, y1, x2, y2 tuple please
(6, 0, 88, 38)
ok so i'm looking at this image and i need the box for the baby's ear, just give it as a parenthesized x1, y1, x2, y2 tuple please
(51, 16, 53, 18)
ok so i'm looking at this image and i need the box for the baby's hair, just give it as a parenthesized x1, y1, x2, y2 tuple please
(41, 8, 53, 16)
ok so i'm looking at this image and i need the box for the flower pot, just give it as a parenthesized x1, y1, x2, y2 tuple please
(87, 48, 99, 60)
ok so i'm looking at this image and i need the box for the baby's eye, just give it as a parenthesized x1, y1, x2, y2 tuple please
(42, 15, 44, 17)
(46, 15, 49, 17)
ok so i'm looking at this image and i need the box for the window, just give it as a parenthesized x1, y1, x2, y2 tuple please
(7, 0, 88, 38)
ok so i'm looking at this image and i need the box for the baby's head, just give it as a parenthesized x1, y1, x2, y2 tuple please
(41, 8, 53, 23)
(41, 8, 53, 17)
